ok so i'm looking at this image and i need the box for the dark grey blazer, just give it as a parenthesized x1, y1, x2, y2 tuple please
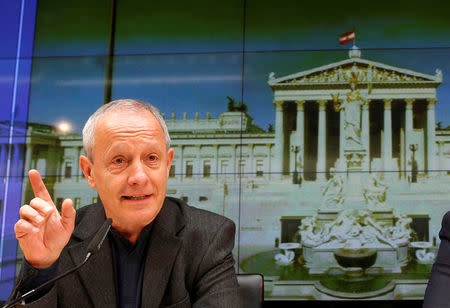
(423, 211, 450, 308)
(10, 197, 240, 307)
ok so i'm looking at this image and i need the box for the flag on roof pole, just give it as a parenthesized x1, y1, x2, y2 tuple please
(339, 31, 355, 45)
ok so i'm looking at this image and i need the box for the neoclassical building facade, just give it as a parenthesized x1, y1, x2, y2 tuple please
(268, 47, 443, 181)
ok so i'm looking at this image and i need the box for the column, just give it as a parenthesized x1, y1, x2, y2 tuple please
(196, 145, 201, 180)
(295, 100, 305, 178)
(0, 144, 6, 188)
(438, 141, 445, 176)
(274, 100, 284, 176)
(179, 145, 184, 182)
(249, 144, 254, 175)
(24, 144, 33, 172)
(427, 98, 437, 174)
(12, 143, 21, 178)
(76, 146, 82, 182)
(214, 144, 219, 182)
(339, 108, 345, 163)
(267, 143, 272, 181)
(317, 100, 327, 180)
(361, 100, 370, 170)
(231, 144, 236, 180)
(405, 99, 414, 174)
(383, 99, 393, 170)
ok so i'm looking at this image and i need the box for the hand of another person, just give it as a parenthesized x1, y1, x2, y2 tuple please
(14, 170, 76, 268)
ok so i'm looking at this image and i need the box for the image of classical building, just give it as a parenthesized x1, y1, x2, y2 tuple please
(268, 46, 445, 181)
(10, 47, 450, 300)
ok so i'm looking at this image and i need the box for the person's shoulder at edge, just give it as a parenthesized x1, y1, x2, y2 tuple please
(423, 211, 450, 308)
(434, 211, 450, 267)
(439, 211, 450, 241)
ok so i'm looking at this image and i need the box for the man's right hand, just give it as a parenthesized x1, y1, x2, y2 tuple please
(14, 170, 76, 268)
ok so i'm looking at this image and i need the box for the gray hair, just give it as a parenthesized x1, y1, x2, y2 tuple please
(82, 99, 171, 161)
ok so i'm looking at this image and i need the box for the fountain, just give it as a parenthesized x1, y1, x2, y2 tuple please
(298, 60, 413, 275)
(300, 209, 411, 274)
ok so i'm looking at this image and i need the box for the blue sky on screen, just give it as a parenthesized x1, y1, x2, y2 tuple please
(27, 0, 450, 132)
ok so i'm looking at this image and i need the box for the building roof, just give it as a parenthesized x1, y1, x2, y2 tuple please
(268, 47, 442, 90)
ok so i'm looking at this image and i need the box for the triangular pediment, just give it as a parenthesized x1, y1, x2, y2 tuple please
(268, 57, 442, 87)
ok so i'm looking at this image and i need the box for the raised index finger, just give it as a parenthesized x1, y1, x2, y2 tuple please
(28, 169, 53, 204)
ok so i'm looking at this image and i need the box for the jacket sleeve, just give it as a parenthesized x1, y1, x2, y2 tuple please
(423, 211, 450, 308)
(6, 267, 57, 308)
(191, 219, 241, 308)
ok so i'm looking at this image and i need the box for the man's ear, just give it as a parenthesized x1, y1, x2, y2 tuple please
(166, 148, 174, 177)
(79, 155, 96, 189)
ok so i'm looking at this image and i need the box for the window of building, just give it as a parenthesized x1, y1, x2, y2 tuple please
(199, 196, 208, 202)
(64, 162, 72, 179)
(169, 165, 175, 178)
(74, 197, 81, 209)
(92, 197, 98, 204)
(180, 196, 188, 202)
(36, 158, 46, 178)
(55, 198, 64, 212)
(256, 160, 264, 177)
(220, 161, 229, 174)
(203, 161, 211, 178)
(185, 161, 193, 178)
(238, 160, 246, 177)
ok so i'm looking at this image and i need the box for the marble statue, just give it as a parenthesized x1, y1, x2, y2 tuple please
(299, 215, 329, 246)
(332, 88, 365, 149)
(321, 168, 345, 210)
(274, 250, 295, 266)
(386, 214, 412, 246)
(299, 209, 412, 249)
(416, 249, 435, 263)
(363, 173, 389, 211)
(435, 68, 443, 81)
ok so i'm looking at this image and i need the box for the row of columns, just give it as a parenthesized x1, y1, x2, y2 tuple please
(427, 99, 437, 172)
(0, 143, 23, 178)
(24, 144, 80, 182)
(274, 98, 438, 178)
(173, 144, 273, 180)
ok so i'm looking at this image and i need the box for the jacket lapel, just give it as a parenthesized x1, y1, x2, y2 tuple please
(142, 198, 184, 308)
(68, 203, 116, 308)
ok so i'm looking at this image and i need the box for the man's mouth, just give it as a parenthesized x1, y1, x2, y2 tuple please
(122, 195, 150, 200)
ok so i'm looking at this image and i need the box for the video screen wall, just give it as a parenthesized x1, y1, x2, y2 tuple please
(1, 0, 449, 301)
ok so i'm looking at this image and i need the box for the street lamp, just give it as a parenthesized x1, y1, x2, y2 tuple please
(409, 144, 418, 183)
(56, 121, 72, 134)
(291, 145, 300, 184)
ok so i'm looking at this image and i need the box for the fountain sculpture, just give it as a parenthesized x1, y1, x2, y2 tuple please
(298, 56, 413, 274)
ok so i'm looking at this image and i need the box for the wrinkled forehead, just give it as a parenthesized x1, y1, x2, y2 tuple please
(93, 108, 164, 145)
(97, 107, 160, 131)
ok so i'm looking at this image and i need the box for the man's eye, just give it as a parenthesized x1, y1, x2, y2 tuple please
(149, 155, 157, 161)
(114, 158, 124, 164)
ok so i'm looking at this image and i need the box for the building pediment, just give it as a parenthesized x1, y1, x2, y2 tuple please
(268, 57, 442, 89)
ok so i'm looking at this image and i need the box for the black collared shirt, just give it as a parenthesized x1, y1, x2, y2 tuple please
(109, 223, 153, 308)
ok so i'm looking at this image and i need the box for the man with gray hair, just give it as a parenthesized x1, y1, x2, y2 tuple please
(9, 99, 240, 307)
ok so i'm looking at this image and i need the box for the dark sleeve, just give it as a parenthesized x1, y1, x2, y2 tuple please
(191, 219, 241, 308)
(7, 259, 58, 306)
(423, 211, 450, 308)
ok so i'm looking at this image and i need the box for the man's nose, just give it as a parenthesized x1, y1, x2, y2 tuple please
(127, 160, 148, 186)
